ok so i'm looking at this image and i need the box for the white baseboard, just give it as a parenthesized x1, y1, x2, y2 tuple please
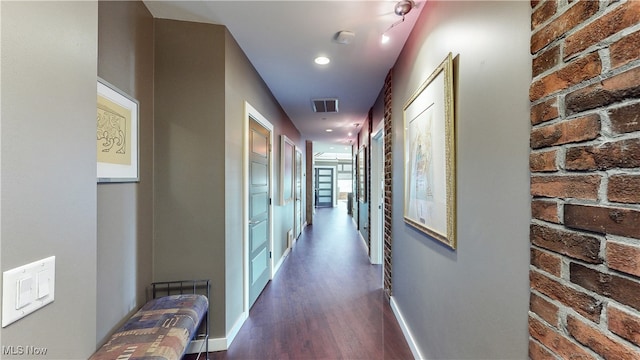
(226, 311, 248, 347)
(358, 230, 369, 253)
(185, 311, 248, 354)
(390, 296, 425, 360)
(274, 247, 290, 275)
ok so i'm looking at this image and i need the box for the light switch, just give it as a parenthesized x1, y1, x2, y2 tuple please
(2, 256, 55, 328)
(37, 270, 50, 299)
(16, 276, 33, 309)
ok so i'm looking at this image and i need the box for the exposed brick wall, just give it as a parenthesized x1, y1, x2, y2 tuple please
(383, 69, 393, 297)
(529, 1, 640, 358)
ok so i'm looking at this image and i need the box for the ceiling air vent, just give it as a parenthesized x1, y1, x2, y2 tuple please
(312, 98, 339, 113)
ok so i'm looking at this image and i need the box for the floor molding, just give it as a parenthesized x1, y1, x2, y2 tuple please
(226, 311, 248, 347)
(185, 311, 248, 354)
(274, 247, 290, 275)
(358, 230, 369, 254)
(390, 296, 425, 360)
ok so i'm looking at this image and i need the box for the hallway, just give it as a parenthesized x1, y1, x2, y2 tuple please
(210, 206, 412, 359)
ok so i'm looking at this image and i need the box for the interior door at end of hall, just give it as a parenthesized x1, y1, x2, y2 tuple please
(315, 168, 333, 207)
(249, 118, 271, 307)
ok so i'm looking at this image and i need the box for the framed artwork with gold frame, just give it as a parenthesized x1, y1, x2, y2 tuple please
(403, 53, 456, 249)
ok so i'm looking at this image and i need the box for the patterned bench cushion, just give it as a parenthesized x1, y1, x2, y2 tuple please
(90, 294, 208, 360)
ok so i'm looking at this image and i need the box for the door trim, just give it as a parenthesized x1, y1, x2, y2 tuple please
(243, 101, 274, 315)
(294, 146, 304, 239)
(370, 121, 384, 265)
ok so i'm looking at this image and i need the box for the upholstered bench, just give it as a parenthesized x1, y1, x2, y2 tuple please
(90, 280, 209, 360)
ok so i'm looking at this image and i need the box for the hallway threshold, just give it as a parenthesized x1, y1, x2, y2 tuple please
(202, 206, 412, 360)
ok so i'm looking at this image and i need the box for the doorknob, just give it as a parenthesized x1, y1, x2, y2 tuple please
(249, 219, 264, 225)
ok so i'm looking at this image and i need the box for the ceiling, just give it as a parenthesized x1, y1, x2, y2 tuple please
(143, 1, 424, 148)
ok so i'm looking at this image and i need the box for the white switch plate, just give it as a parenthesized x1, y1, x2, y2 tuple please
(2, 256, 55, 327)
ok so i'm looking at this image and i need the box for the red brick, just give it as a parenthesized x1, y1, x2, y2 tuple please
(530, 150, 558, 172)
(565, 139, 640, 171)
(565, 204, 640, 239)
(529, 339, 556, 360)
(566, 66, 640, 115)
(531, 1, 600, 54)
(532, 199, 560, 223)
(531, 175, 600, 200)
(609, 102, 640, 134)
(607, 241, 640, 278)
(608, 174, 640, 203)
(531, 98, 559, 125)
(608, 304, 640, 347)
(530, 114, 600, 149)
(533, 45, 560, 77)
(570, 262, 640, 311)
(531, 270, 602, 321)
(565, 1, 640, 59)
(531, 247, 562, 276)
(611, 30, 640, 69)
(531, 224, 602, 264)
(567, 315, 639, 360)
(532, 1, 558, 30)
(531, 292, 559, 326)
(530, 53, 602, 101)
(529, 315, 596, 359)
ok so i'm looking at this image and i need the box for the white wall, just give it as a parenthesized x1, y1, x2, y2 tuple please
(390, 1, 531, 358)
(0, 2, 98, 358)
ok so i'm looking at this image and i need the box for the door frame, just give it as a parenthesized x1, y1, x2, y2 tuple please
(243, 101, 274, 315)
(370, 120, 384, 265)
(294, 146, 304, 238)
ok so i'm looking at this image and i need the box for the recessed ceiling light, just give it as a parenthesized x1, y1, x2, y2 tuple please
(326, 129, 333, 132)
(348, 132, 352, 136)
(381, 34, 390, 44)
(315, 56, 330, 65)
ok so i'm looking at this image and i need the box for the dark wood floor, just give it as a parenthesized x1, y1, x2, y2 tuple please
(195, 205, 413, 360)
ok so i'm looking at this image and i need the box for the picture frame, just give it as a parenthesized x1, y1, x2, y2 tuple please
(97, 78, 140, 183)
(403, 53, 456, 249)
(280, 135, 295, 204)
(358, 145, 367, 203)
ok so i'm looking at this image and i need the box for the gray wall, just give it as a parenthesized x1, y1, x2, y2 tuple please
(390, 1, 531, 358)
(0, 2, 98, 359)
(153, 19, 228, 338)
(152, 20, 303, 340)
(96, 0, 154, 345)
(224, 30, 302, 334)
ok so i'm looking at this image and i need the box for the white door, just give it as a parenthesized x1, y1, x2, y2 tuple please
(249, 117, 271, 307)
(370, 128, 384, 265)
